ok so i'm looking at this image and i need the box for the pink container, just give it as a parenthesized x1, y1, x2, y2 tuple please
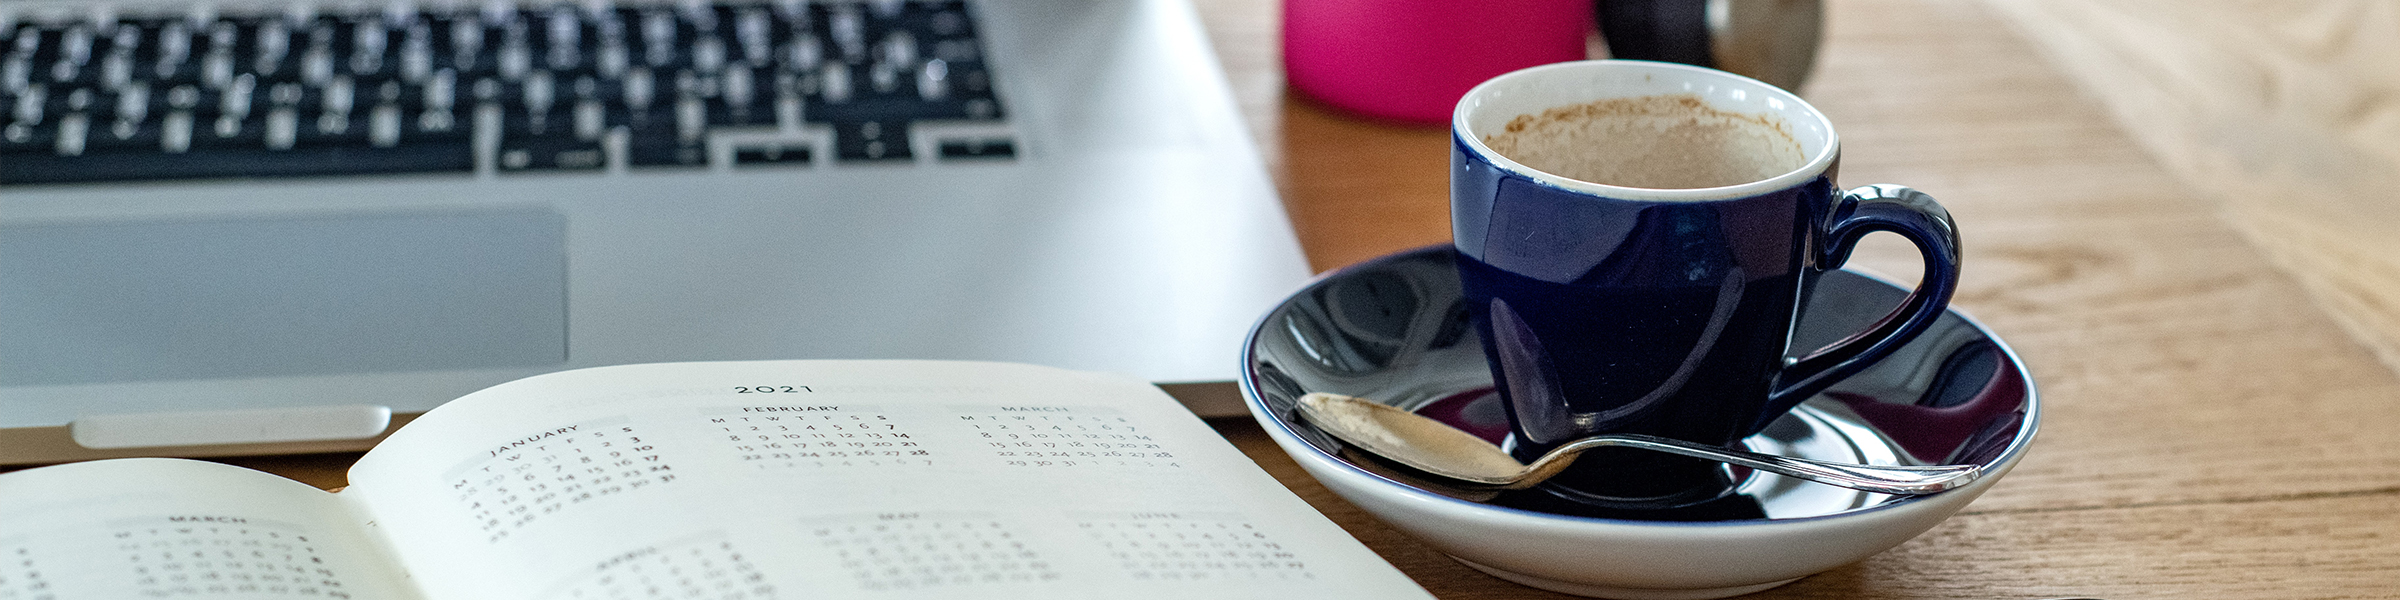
(1285, 0, 1595, 125)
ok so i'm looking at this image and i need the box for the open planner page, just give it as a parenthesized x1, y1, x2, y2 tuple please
(340, 360, 1431, 600)
(0, 459, 417, 600)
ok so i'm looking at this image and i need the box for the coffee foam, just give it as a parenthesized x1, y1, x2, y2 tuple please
(1483, 94, 1805, 190)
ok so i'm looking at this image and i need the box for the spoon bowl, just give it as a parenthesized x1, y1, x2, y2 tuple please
(1295, 393, 1981, 495)
(1241, 246, 2039, 598)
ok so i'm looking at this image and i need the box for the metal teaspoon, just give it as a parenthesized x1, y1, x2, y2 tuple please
(1294, 392, 1982, 496)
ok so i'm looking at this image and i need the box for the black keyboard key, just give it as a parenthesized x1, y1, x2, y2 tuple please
(832, 119, 907, 162)
(23, 27, 65, 69)
(86, 116, 165, 152)
(0, 143, 471, 184)
(1, 0, 1011, 185)
(249, 20, 302, 79)
(0, 120, 60, 155)
(193, 111, 269, 148)
(408, 106, 469, 141)
(429, 14, 488, 75)
(801, 65, 1000, 123)
(706, 102, 766, 127)
(708, 68, 776, 127)
(499, 100, 601, 171)
(631, 9, 686, 70)
(730, 7, 778, 64)
(734, 144, 809, 166)
(937, 138, 1011, 160)
(824, 4, 867, 64)
(499, 134, 604, 171)
(625, 106, 703, 168)
(628, 137, 704, 168)
(705, 4, 744, 41)
(290, 110, 370, 148)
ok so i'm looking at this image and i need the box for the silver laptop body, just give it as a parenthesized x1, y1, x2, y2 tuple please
(0, 0, 1308, 463)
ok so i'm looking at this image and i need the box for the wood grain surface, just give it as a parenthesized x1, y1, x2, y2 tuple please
(1195, 0, 2400, 598)
(1986, 0, 2400, 378)
(23, 1, 2399, 599)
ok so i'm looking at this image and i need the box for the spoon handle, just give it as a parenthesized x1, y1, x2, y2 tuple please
(1549, 434, 1983, 496)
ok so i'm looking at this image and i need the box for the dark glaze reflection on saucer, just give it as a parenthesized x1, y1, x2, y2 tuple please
(1242, 246, 2035, 523)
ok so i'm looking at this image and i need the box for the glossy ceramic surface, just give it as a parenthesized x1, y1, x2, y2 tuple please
(1449, 61, 1963, 502)
(1241, 245, 2038, 599)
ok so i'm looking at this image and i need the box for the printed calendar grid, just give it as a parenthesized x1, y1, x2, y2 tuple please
(0, 544, 53, 600)
(447, 418, 681, 543)
(546, 534, 774, 600)
(1074, 512, 1315, 583)
(108, 517, 352, 598)
(807, 513, 1060, 591)
(953, 409, 1185, 470)
(702, 407, 934, 470)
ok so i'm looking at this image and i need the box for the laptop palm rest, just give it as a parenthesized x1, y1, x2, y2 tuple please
(0, 210, 569, 393)
(69, 405, 396, 449)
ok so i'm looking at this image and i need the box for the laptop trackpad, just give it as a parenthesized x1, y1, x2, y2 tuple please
(1, 210, 568, 386)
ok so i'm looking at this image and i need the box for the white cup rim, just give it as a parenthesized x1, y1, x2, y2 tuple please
(1454, 60, 1841, 201)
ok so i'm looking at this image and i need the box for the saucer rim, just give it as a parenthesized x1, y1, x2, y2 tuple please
(1238, 244, 2042, 529)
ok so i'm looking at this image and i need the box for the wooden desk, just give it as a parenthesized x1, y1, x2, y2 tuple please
(115, 1, 2400, 598)
(1193, 0, 2400, 598)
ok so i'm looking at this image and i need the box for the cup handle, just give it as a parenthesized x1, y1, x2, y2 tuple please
(1759, 184, 1962, 423)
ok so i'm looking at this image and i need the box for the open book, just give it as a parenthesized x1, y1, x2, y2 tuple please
(0, 360, 1432, 600)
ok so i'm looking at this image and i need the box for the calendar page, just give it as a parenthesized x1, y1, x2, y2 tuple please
(0, 459, 416, 600)
(342, 360, 1431, 600)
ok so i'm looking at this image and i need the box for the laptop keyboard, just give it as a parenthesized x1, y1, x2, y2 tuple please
(0, 0, 1013, 185)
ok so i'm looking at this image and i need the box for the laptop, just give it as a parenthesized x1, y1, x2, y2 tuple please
(0, 0, 1310, 463)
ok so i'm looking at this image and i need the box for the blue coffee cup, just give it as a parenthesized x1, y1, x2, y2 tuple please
(1451, 60, 1960, 505)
